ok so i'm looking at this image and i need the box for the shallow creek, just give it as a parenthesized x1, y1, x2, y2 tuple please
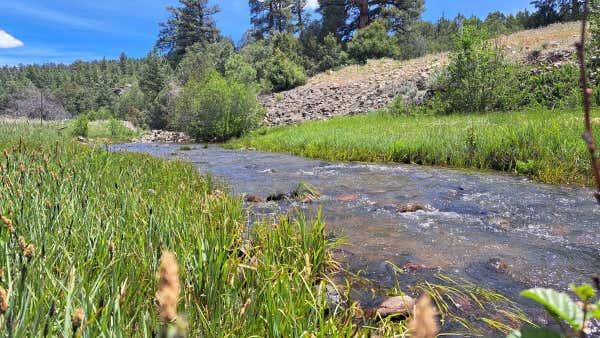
(112, 143, 600, 332)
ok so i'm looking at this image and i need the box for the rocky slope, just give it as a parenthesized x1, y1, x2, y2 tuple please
(260, 22, 580, 126)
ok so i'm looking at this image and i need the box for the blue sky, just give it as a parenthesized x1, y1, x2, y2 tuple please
(0, 0, 533, 66)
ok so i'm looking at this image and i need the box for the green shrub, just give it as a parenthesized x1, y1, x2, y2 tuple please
(84, 107, 113, 121)
(107, 118, 133, 138)
(71, 115, 89, 137)
(519, 64, 580, 109)
(316, 34, 349, 72)
(430, 25, 521, 114)
(263, 50, 307, 92)
(225, 54, 258, 85)
(348, 20, 400, 64)
(176, 71, 265, 142)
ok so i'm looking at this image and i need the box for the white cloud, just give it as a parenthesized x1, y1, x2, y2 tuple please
(305, 0, 319, 10)
(0, 30, 23, 48)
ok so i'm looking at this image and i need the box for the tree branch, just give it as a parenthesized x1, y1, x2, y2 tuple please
(576, 0, 600, 203)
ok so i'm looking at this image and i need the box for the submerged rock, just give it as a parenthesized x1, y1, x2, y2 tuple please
(245, 195, 263, 203)
(266, 192, 288, 202)
(394, 203, 430, 213)
(376, 295, 416, 318)
(487, 258, 510, 273)
(336, 194, 360, 202)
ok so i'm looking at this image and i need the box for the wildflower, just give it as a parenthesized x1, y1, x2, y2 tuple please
(1, 216, 14, 234)
(408, 295, 438, 338)
(72, 307, 84, 331)
(0, 287, 8, 315)
(156, 251, 180, 322)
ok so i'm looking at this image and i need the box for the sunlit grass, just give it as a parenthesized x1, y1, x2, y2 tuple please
(229, 108, 600, 186)
(0, 122, 534, 336)
(0, 123, 364, 336)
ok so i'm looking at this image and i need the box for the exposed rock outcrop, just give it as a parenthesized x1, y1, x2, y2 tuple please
(137, 130, 190, 144)
(260, 56, 444, 126)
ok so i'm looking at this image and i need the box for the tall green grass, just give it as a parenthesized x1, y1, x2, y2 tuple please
(0, 123, 366, 336)
(229, 108, 600, 185)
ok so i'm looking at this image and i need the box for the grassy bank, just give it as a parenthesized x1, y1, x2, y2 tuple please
(0, 123, 361, 336)
(229, 108, 600, 186)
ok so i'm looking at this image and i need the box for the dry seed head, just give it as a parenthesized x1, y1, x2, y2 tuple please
(408, 296, 439, 338)
(24, 244, 35, 259)
(0, 267, 4, 281)
(156, 251, 180, 322)
(1, 216, 14, 234)
(0, 287, 8, 314)
(2, 149, 7, 157)
(240, 298, 252, 317)
(18, 236, 27, 251)
(19, 162, 25, 173)
(72, 307, 84, 331)
(108, 241, 115, 256)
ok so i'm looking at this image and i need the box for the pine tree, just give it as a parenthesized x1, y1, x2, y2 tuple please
(318, 0, 423, 40)
(139, 53, 168, 102)
(119, 52, 128, 75)
(156, 0, 220, 64)
(291, 0, 308, 31)
(249, 0, 294, 39)
(318, 0, 347, 38)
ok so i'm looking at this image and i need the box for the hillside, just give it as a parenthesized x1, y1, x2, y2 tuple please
(261, 22, 580, 126)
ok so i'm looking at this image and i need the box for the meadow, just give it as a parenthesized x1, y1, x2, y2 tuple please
(229, 108, 600, 186)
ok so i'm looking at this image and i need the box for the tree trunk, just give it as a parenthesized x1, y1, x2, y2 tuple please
(356, 0, 369, 29)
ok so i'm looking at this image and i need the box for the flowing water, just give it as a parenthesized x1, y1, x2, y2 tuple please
(112, 143, 600, 332)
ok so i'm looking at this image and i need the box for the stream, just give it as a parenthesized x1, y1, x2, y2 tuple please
(111, 143, 600, 334)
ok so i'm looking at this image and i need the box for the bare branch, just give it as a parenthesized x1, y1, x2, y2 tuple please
(576, 0, 600, 203)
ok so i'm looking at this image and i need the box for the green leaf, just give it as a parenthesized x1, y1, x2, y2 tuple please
(570, 284, 596, 301)
(521, 288, 583, 330)
(591, 300, 600, 320)
(507, 327, 562, 338)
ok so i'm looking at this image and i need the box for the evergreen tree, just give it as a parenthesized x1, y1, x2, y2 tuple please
(318, 0, 347, 38)
(139, 53, 168, 99)
(119, 52, 128, 75)
(249, 0, 294, 39)
(156, 0, 220, 64)
(291, 0, 308, 31)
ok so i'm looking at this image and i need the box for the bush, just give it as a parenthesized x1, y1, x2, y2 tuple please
(429, 25, 521, 114)
(84, 107, 113, 121)
(175, 71, 265, 142)
(225, 54, 258, 85)
(263, 50, 307, 92)
(71, 115, 89, 137)
(348, 20, 400, 64)
(316, 34, 349, 72)
(519, 64, 580, 109)
(108, 118, 133, 138)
